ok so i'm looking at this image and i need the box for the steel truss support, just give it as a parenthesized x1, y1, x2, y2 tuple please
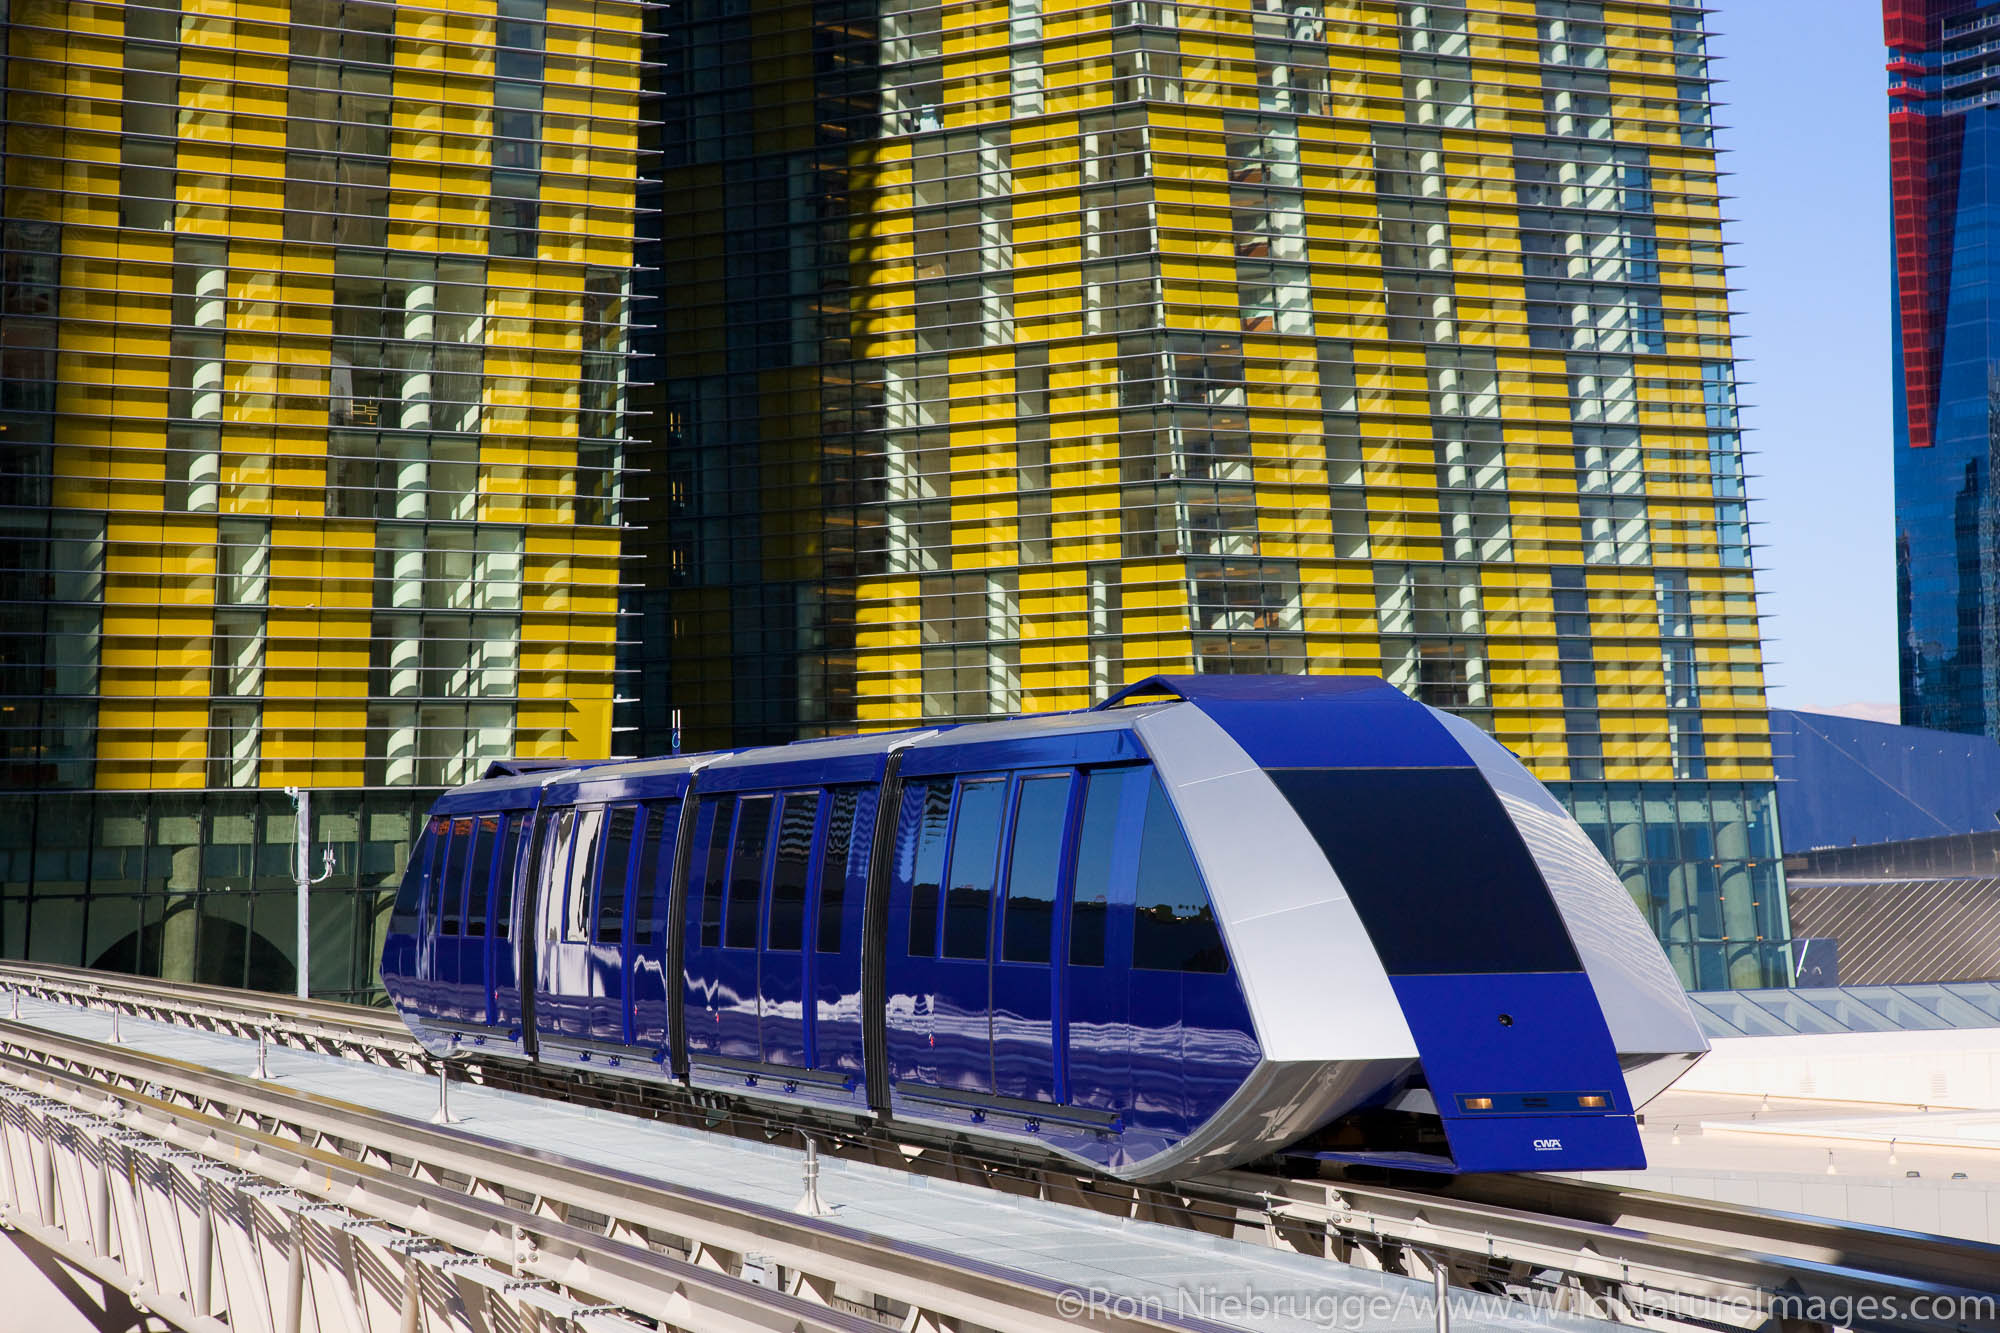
(0, 1041, 1134, 1333)
(0, 1091, 669, 1333)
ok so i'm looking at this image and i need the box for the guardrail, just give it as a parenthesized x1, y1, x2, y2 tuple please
(2, 963, 1997, 1333)
(0, 961, 421, 1068)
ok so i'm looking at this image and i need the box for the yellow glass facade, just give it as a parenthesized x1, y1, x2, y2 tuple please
(1, 0, 643, 996)
(651, 0, 1790, 986)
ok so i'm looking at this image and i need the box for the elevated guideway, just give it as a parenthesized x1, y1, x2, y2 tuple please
(0, 963, 1994, 1333)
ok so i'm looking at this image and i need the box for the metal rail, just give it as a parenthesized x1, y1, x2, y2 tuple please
(1200, 1171, 2000, 1332)
(3, 963, 1998, 1333)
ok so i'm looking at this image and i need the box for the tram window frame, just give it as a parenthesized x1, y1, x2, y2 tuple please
(465, 814, 500, 938)
(726, 795, 774, 951)
(440, 816, 474, 936)
(1068, 767, 1135, 969)
(1001, 773, 1070, 965)
(425, 820, 449, 933)
(393, 817, 445, 934)
(564, 807, 602, 944)
(536, 807, 577, 944)
(903, 779, 953, 958)
(493, 811, 528, 940)
(1130, 775, 1227, 974)
(817, 787, 861, 954)
(595, 804, 638, 946)
(695, 796, 730, 949)
(942, 776, 1007, 961)
(632, 798, 680, 950)
(768, 791, 818, 953)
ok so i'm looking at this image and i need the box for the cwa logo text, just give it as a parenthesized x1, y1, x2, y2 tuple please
(1532, 1138, 1563, 1152)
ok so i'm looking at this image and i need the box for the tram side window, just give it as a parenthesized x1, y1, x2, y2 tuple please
(465, 815, 499, 938)
(391, 818, 444, 933)
(943, 778, 1006, 960)
(422, 820, 449, 932)
(596, 805, 637, 946)
(1069, 768, 1135, 968)
(900, 779, 953, 957)
(534, 808, 577, 945)
(1002, 775, 1070, 964)
(1132, 775, 1226, 973)
(563, 808, 600, 943)
(726, 796, 773, 949)
(493, 812, 528, 940)
(695, 796, 730, 949)
(633, 799, 680, 949)
(440, 817, 473, 936)
(768, 792, 818, 952)
(817, 788, 860, 954)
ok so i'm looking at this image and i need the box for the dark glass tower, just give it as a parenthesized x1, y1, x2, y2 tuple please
(1888, 0, 2000, 736)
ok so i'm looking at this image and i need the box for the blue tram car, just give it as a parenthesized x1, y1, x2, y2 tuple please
(381, 675, 1707, 1182)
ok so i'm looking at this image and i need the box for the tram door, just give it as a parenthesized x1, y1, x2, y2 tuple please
(681, 797, 727, 1062)
(489, 811, 532, 1035)
(759, 791, 821, 1067)
(712, 796, 772, 1061)
(510, 807, 567, 1046)
(434, 817, 474, 1024)
(989, 773, 1070, 1104)
(458, 814, 502, 1029)
(930, 776, 1005, 1095)
(627, 799, 680, 1053)
(886, 781, 945, 1086)
(1061, 767, 1142, 1116)
(809, 789, 870, 1079)
(535, 805, 597, 1041)
(586, 805, 639, 1046)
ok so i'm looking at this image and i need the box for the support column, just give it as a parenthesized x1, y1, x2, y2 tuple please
(400, 282, 435, 433)
(189, 261, 226, 491)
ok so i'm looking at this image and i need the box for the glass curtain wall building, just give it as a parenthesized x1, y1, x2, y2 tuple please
(0, 0, 644, 998)
(649, 0, 1789, 988)
(1887, 0, 2000, 739)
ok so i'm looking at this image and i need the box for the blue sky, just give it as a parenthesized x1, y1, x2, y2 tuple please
(1708, 3, 1898, 720)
